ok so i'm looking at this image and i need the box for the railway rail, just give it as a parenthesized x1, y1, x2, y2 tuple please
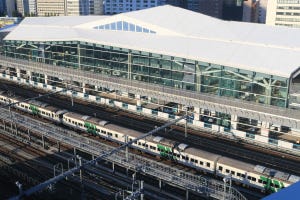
(1, 82, 299, 176)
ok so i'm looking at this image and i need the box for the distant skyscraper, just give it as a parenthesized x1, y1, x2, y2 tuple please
(242, 0, 268, 23)
(16, 0, 37, 16)
(185, 0, 223, 18)
(258, 0, 268, 23)
(222, 0, 243, 21)
(104, 0, 165, 15)
(266, 0, 300, 28)
(36, 0, 102, 16)
(5, 0, 16, 17)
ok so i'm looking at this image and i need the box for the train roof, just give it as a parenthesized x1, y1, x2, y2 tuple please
(184, 147, 221, 162)
(56, 109, 68, 115)
(41, 105, 60, 112)
(105, 123, 144, 138)
(217, 156, 255, 172)
(28, 99, 48, 108)
(63, 112, 91, 121)
(254, 165, 291, 182)
(288, 175, 300, 183)
(148, 136, 176, 147)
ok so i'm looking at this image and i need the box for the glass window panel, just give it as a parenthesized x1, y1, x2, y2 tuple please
(143, 28, 149, 33)
(172, 71, 183, 81)
(150, 58, 159, 67)
(129, 23, 135, 31)
(99, 25, 104, 29)
(117, 21, 122, 30)
(150, 30, 156, 34)
(111, 22, 116, 30)
(161, 59, 172, 69)
(136, 26, 142, 32)
(105, 24, 110, 29)
(123, 21, 128, 31)
(160, 69, 172, 79)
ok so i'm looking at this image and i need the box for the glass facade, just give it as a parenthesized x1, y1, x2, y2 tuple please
(3, 40, 290, 107)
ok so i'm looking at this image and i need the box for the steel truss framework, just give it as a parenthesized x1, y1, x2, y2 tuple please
(1, 55, 300, 129)
(0, 108, 246, 200)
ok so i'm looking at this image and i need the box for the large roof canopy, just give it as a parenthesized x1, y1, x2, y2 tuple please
(4, 5, 300, 78)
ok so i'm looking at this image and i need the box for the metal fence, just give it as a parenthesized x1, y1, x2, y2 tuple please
(0, 107, 247, 200)
(0, 55, 299, 129)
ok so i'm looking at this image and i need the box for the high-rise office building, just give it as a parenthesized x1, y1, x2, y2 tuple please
(16, 0, 37, 16)
(104, 0, 165, 15)
(5, 0, 16, 17)
(242, 0, 268, 23)
(186, 0, 223, 18)
(36, 0, 103, 16)
(266, 0, 300, 28)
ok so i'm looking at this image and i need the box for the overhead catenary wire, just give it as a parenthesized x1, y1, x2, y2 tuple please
(9, 115, 187, 200)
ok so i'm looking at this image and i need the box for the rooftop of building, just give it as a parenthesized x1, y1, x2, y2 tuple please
(262, 181, 300, 200)
(4, 5, 300, 78)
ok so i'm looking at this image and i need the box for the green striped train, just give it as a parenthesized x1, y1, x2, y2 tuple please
(0, 90, 299, 193)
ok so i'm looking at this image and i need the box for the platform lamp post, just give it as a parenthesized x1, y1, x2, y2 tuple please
(183, 106, 189, 138)
(223, 174, 232, 200)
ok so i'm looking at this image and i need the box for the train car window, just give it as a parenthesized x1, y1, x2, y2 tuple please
(185, 157, 189, 160)
(226, 169, 230, 173)
(181, 156, 186, 160)
(258, 179, 263, 184)
(252, 177, 256, 182)
(68, 119, 71, 122)
(115, 134, 118, 138)
(101, 130, 106, 134)
(194, 160, 198, 164)
(241, 174, 246, 178)
(247, 176, 252, 180)
(108, 132, 112, 136)
(138, 142, 141, 146)
(42, 111, 45, 114)
(129, 138, 133, 142)
(134, 141, 137, 144)
(191, 158, 195, 162)
(206, 163, 210, 167)
(231, 171, 235, 175)
(200, 161, 203, 165)
(142, 143, 145, 147)
(237, 172, 241, 177)
(153, 147, 156, 150)
(145, 144, 148, 148)
(96, 129, 100, 132)
(219, 166, 223, 171)
(176, 154, 180, 158)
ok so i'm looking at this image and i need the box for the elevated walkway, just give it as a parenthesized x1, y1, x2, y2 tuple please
(1, 55, 300, 129)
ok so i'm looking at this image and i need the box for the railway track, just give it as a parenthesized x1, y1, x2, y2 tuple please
(0, 130, 122, 199)
(1, 81, 299, 177)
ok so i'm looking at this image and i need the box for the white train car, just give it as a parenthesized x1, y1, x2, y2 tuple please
(183, 147, 220, 173)
(1, 91, 299, 193)
(216, 157, 300, 192)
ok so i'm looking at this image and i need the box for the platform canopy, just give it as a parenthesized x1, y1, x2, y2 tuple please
(4, 5, 300, 78)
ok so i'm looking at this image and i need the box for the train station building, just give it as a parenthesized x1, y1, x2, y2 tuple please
(0, 5, 300, 153)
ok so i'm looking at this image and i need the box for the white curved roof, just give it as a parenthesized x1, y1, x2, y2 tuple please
(5, 5, 300, 78)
